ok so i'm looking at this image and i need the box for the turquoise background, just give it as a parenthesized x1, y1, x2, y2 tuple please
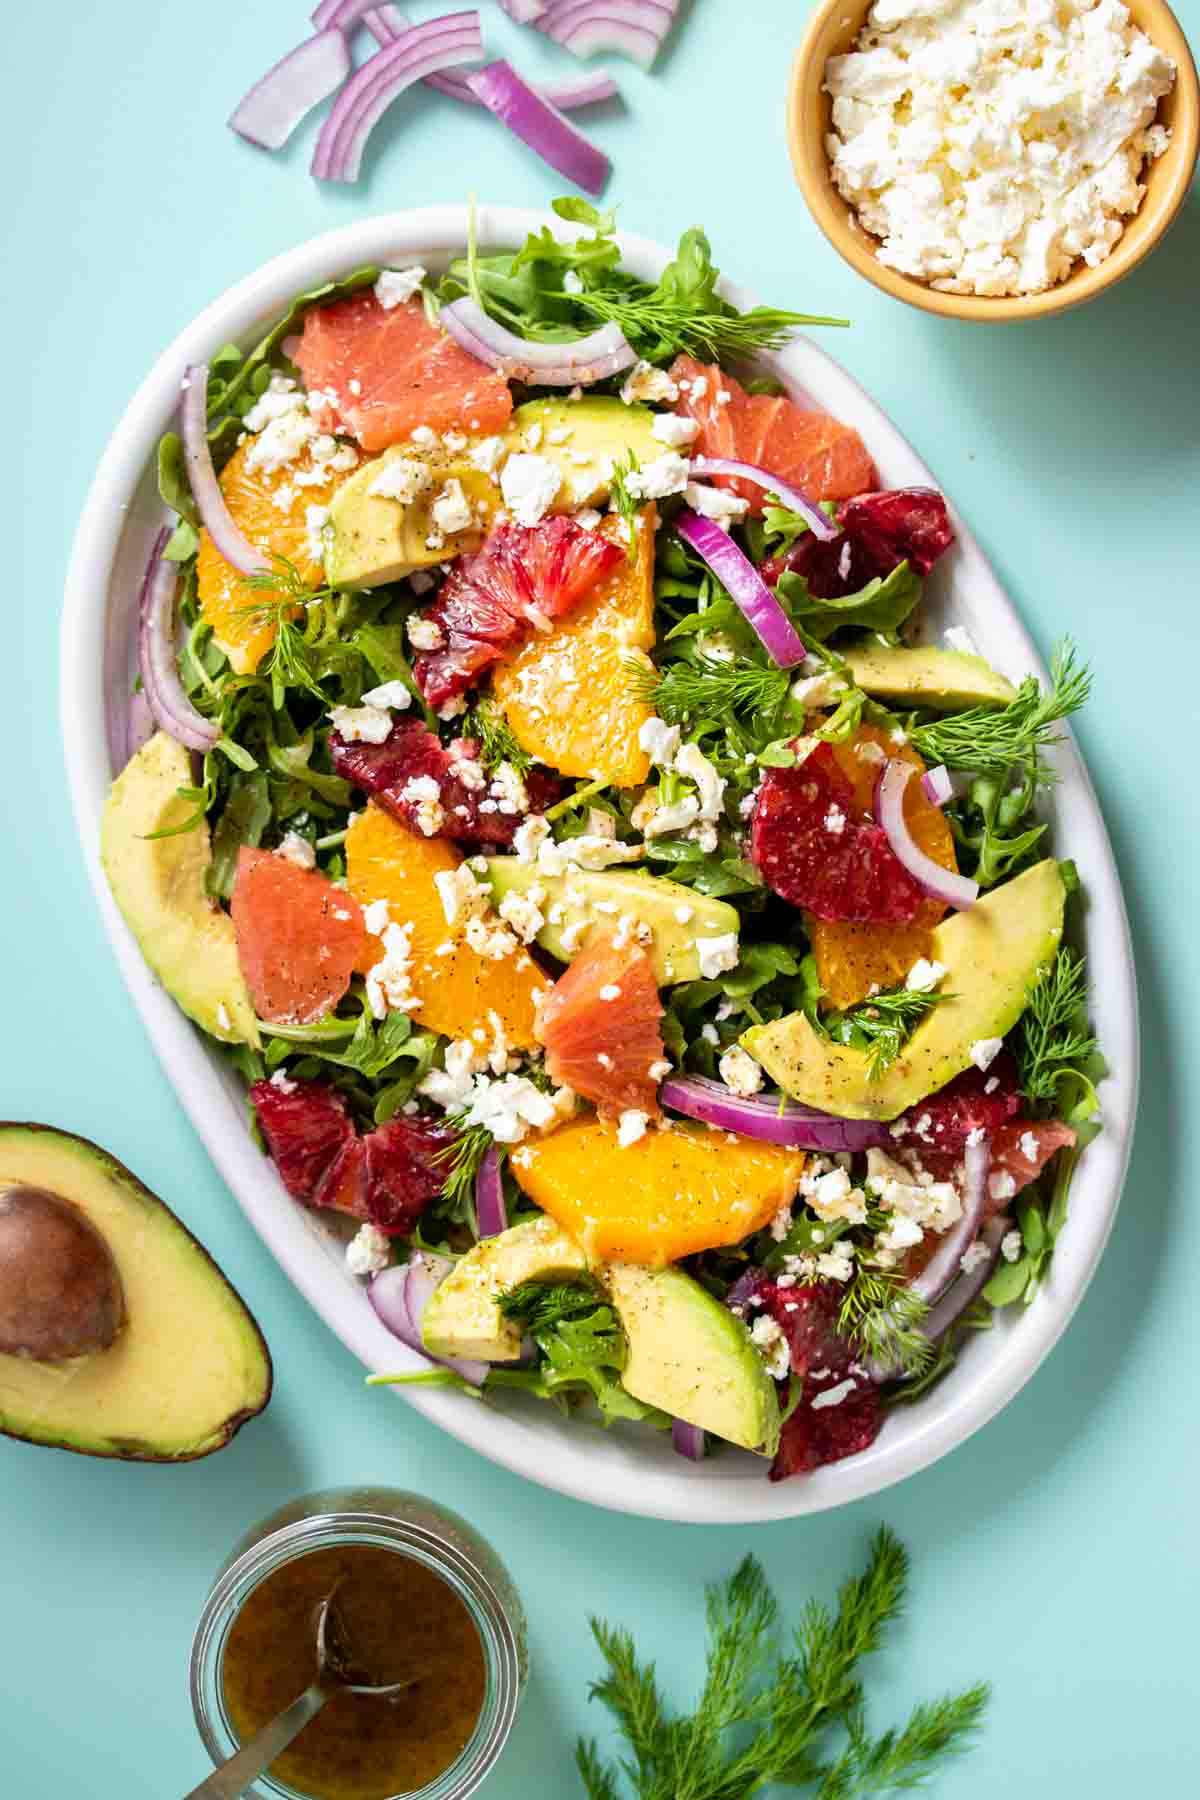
(2, 1, 1197, 1792)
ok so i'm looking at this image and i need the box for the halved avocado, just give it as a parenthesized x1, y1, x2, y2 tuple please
(421, 1214, 590, 1364)
(605, 1264, 780, 1456)
(0, 1123, 271, 1460)
(844, 645, 1018, 711)
(101, 732, 259, 1047)
(743, 859, 1066, 1120)
(482, 861, 741, 984)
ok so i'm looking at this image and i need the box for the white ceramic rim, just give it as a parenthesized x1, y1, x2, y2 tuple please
(60, 205, 1139, 1524)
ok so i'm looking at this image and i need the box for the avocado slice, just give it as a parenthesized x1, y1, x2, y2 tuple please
(101, 733, 259, 1047)
(421, 1214, 590, 1364)
(483, 861, 740, 984)
(325, 451, 500, 589)
(844, 645, 1018, 712)
(743, 858, 1066, 1120)
(0, 1123, 271, 1460)
(605, 1264, 780, 1457)
(504, 397, 663, 507)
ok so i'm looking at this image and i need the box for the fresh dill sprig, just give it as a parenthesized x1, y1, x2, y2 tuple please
(609, 452, 641, 555)
(499, 1277, 605, 1332)
(237, 555, 335, 708)
(237, 552, 334, 621)
(433, 1120, 495, 1224)
(1017, 948, 1098, 1106)
(461, 698, 532, 776)
(911, 639, 1091, 781)
(823, 988, 952, 1082)
(629, 653, 792, 725)
(837, 1267, 935, 1380)
(575, 291, 848, 360)
(576, 1529, 989, 1800)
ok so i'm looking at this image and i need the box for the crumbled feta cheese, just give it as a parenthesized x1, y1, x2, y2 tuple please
(345, 1222, 391, 1277)
(617, 1108, 650, 1147)
(431, 478, 474, 536)
(651, 412, 700, 449)
(513, 815, 551, 863)
(464, 916, 519, 961)
(811, 1376, 858, 1410)
(824, 803, 847, 836)
(433, 864, 491, 929)
(876, 1213, 925, 1254)
(275, 831, 316, 870)
(375, 265, 426, 309)
(675, 742, 726, 821)
(365, 920, 421, 1018)
(406, 615, 444, 652)
(969, 1035, 1004, 1071)
(960, 1240, 992, 1275)
(573, 505, 603, 529)
(490, 762, 529, 817)
(719, 1046, 763, 1098)
(808, 1166, 869, 1225)
(637, 715, 681, 768)
(452, 1071, 575, 1143)
(469, 435, 507, 475)
(304, 504, 330, 563)
(790, 670, 847, 709)
(501, 452, 562, 526)
(907, 957, 948, 992)
(944, 624, 979, 656)
(497, 886, 546, 944)
(269, 1068, 297, 1093)
(989, 1170, 1018, 1203)
(562, 268, 584, 295)
(399, 774, 445, 836)
(641, 793, 701, 837)
(329, 703, 394, 745)
(816, 1242, 856, 1283)
(620, 360, 679, 406)
(701, 1023, 720, 1046)
(769, 1203, 794, 1242)
(1019, 1129, 1041, 1162)
(360, 680, 412, 712)
(750, 1313, 791, 1380)
(825, 0, 1176, 297)
(624, 452, 690, 502)
(369, 457, 433, 504)
(245, 405, 315, 474)
(695, 933, 740, 979)
(1001, 1227, 1023, 1262)
(683, 481, 750, 530)
(243, 373, 304, 433)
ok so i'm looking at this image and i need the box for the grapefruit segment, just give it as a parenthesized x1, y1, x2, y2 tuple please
(510, 1119, 804, 1265)
(490, 508, 657, 785)
(293, 292, 513, 452)
(538, 936, 666, 1117)
(989, 1119, 1076, 1199)
(231, 849, 366, 1026)
(344, 802, 549, 1049)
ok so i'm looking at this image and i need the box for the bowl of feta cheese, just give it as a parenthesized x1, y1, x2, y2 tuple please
(789, 0, 1198, 317)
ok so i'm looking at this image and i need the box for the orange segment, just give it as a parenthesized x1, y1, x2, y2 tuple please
(510, 1118, 804, 1265)
(344, 802, 549, 1049)
(809, 723, 958, 1008)
(195, 437, 358, 674)
(489, 508, 657, 786)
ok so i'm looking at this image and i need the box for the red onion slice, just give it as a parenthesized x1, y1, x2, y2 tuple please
(675, 508, 806, 669)
(367, 5, 618, 107)
(181, 364, 267, 577)
(312, 12, 484, 183)
(501, 0, 548, 20)
(671, 1417, 706, 1461)
(919, 1215, 1008, 1344)
(538, 0, 677, 69)
(440, 295, 634, 384)
(475, 1146, 507, 1238)
(688, 457, 838, 542)
(312, 0, 389, 28)
(725, 1266, 767, 1313)
(874, 759, 979, 911)
(909, 1134, 991, 1306)
(229, 30, 351, 151)
(921, 764, 953, 808)
(137, 528, 220, 754)
(370, 1254, 489, 1384)
(661, 1076, 891, 1153)
(467, 60, 610, 196)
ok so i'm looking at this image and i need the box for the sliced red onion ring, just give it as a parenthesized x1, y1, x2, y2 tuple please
(312, 0, 388, 28)
(909, 1134, 991, 1306)
(181, 364, 267, 577)
(538, 0, 677, 69)
(229, 29, 351, 151)
(675, 508, 807, 669)
(440, 295, 634, 385)
(137, 528, 220, 754)
(874, 759, 980, 911)
(921, 764, 953, 808)
(661, 1076, 891, 1153)
(725, 1265, 766, 1313)
(919, 1215, 1008, 1344)
(124, 686, 156, 770)
(671, 1417, 706, 1461)
(370, 1255, 489, 1384)
(367, 4, 618, 107)
(475, 1146, 507, 1238)
(501, 0, 548, 20)
(688, 457, 838, 542)
(312, 12, 484, 183)
(467, 60, 610, 196)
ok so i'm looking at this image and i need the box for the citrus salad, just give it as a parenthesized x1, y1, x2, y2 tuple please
(102, 202, 1101, 1482)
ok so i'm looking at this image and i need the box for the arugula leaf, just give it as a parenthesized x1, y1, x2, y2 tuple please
(774, 562, 923, 644)
(157, 431, 197, 528)
(492, 1276, 665, 1427)
(207, 770, 271, 900)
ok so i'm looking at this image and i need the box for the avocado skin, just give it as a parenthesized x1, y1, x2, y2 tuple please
(0, 1122, 272, 1463)
(844, 645, 1018, 712)
(743, 859, 1066, 1121)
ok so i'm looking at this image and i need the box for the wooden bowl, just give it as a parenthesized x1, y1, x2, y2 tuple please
(788, 0, 1199, 320)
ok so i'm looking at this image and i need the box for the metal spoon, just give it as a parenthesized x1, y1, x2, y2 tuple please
(184, 1584, 419, 1800)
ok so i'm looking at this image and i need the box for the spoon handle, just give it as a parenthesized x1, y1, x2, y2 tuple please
(182, 1679, 331, 1800)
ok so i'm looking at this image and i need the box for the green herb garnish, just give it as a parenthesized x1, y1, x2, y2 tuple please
(1016, 948, 1098, 1107)
(461, 698, 532, 776)
(632, 654, 792, 727)
(912, 640, 1091, 780)
(823, 987, 952, 1082)
(837, 1267, 935, 1380)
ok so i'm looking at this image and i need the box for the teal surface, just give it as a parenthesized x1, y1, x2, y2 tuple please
(2, 2, 1198, 1793)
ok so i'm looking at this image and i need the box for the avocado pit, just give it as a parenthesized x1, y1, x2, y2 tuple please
(0, 1183, 125, 1361)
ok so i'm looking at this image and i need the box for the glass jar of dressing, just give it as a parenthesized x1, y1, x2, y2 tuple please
(190, 1487, 527, 1800)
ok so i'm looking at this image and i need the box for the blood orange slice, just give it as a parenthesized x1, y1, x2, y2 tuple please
(231, 849, 366, 1025)
(249, 1077, 355, 1200)
(293, 292, 512, 452)
(538, 936, 666, 1117)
